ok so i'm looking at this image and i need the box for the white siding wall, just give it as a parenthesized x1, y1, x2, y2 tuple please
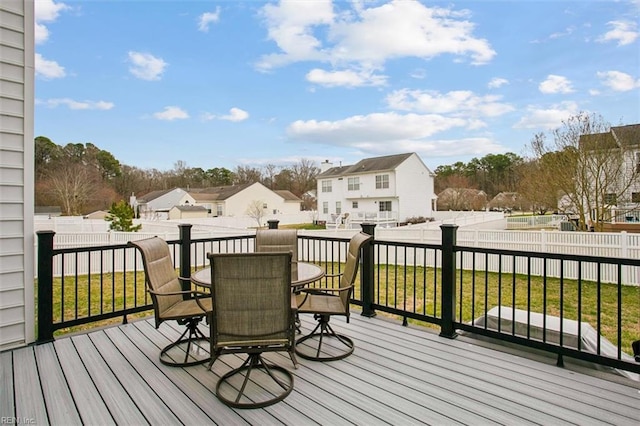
(225, 183, 296, 219)
(395, 153, 434, 220)
(1, 0, 34, 350)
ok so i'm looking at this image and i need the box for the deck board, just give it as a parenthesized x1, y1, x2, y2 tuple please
(2, 312, 639, 425)
(34, 343, 83, 425)
(53, 338, 116, 425)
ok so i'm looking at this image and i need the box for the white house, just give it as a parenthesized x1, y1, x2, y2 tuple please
(316, 153, 436, 226)
(190, 183, 302, 217)
(1, 0, 34, 350)
(168, 205, 209, 220)
(134, 188, 196, 219)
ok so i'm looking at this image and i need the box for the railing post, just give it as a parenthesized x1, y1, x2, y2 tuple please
(178, 224, 193, 294)
(37, 230, 55, 343)
(440, 224, 458, 338)
(267, 219, 279, 229)
(360, 223, 376, 318)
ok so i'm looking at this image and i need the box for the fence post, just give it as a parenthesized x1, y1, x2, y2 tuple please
(360, 223, 376, 318)
(440, 224, 458, 339)
(37, 230, 55, 343)
(178, 224, 193, 294)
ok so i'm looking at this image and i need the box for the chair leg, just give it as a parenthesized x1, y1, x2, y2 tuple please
(160, 317, 211, 367)
(295, 314, 354, 361)
(215, 353, 294, 409)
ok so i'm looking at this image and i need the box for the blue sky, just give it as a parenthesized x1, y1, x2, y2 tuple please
(34, 0, 640, 172)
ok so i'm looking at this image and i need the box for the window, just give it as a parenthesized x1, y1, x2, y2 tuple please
(632, 193, 640, 203)
(379, 201, 392, 211)
(352, 201, 358, 209)
(263, 203, 268, 209)
(336, 201, 341, 214)
(322, 202, 328, 214)
(604, 193, 617, 205)
(375, 174, 389, 189)
(321, 180, 332, 193)
(348, 177, 360, 191)
(216, 204, 223, 216)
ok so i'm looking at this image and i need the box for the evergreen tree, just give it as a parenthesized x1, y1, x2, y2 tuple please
(106, 200, 142, 232)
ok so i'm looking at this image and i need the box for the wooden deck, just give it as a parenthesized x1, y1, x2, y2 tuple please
(2, 312, 639, 425)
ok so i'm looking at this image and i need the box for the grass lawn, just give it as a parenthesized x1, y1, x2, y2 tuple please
(43, 264, 639, 356)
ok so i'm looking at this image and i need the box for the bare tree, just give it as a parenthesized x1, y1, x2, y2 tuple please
(290, 158, 319, 196)
(529, 112, 638, 230)
(246, 199, 266, 227)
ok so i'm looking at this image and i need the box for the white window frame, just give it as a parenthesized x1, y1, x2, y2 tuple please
(336, 201, 342, 214)
(322, 201, 329, 214)
(352, 201, 358, 209)
(379, 201, 392, 212)
(348, 177, 360, 191)
(375, 174, 389, 189)
(322, 180, 332, 193)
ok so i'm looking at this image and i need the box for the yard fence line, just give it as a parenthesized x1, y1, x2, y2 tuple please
(38, 225, 640, 286)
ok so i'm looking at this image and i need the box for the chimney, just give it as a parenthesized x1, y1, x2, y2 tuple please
(320, 159, 333, 173)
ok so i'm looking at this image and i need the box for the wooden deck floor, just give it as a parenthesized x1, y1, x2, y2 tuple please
(2, 312, 639, 425)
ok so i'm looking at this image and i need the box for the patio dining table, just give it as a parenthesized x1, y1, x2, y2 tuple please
(190, 261, 325, 291)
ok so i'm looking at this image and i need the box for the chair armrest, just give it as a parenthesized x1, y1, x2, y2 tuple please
(299, 284, 353, 295)
(324, 272, 344, 279)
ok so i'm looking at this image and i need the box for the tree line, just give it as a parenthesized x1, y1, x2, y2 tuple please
(35, 136, 320, 215)
(36, 112, 637, 232)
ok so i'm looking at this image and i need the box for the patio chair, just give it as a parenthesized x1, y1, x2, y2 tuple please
(207, 251, 298, 409)
(255, 229, 298, 282)
(128, 237, 212, 367)
(295, 231, 372, 361)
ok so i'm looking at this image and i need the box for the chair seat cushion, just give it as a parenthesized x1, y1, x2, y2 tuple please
(298, 294, 344, 315)
(162, 298, 212, 320)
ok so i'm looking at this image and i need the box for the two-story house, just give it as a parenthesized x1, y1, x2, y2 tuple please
(316, 153, 436, 226)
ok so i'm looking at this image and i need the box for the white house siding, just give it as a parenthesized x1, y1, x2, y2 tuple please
(225, 182, 290, 217)
(395, 153, 434, 220)
(316, 153, 434, 223)
(0, 0, 34, 350)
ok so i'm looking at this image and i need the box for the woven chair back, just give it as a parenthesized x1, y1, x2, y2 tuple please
(255, 229, 298, 281)
(129, 237, 184, 318)
(209, 252, 293, 347)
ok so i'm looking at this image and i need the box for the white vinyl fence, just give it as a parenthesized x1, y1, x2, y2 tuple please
(37, 220, 639, 286)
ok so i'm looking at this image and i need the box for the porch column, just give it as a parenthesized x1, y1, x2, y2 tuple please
(37, 230, 55, 343)
(440, 224, 458, 339)
(360, 223, 376, 318)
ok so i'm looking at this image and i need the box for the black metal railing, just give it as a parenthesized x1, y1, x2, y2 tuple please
(36, 223, 640, 376)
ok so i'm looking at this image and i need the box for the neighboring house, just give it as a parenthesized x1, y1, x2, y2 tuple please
(488, 192, 522, 212)
(1, 0, 35, 350)
(580, 124, 640, 208)
(315, 153, 435, 225)
(437, 188, 487, 211)
(35, 206, 62, 217)
(168, 205, 208, 220)
(84, 210, 110, 220)
(134, 188, 197, 219)
(190, 182, 302, 217)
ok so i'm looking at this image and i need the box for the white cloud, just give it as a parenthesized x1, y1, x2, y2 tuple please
(35, 53, 66, 79)
(597, 20, 639, 46)
(34, 0, 69, 44)
(287, 112, 467, 145)
(513, 101, 580, 130)
(596, 70, 640, 91)
(539, 75, 574, 94)
(257, 0, 495, 72)
(153, 106, 189, 121)
(488, 78, 509, 89)
(286, 112, 504, 158)
(201, 107, 250, 122)
(221, 107, 249, 122)
(386, 89, 514, 117)
(306, 68, 387, 87)
(198, 8, 221, 32)
(38, 98, 114, 110)
(128, 52, 167, 81)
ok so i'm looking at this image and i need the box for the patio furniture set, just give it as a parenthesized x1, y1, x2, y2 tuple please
(128, 229, 372, 409)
